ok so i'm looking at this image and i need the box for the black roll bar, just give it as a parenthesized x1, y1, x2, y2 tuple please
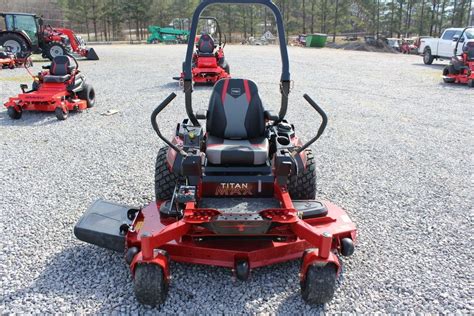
(183, 0, 291, 126)
(454, 26, 474, 56)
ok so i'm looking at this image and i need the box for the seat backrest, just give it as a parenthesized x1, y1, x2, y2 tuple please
(207, 79, 265, 140)
(465, 42, 474, 61)
(50, 55, 75, 76)
(197, 34, 215, 54)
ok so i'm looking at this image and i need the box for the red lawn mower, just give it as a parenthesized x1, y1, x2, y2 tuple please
(442, 26, 474, 87)
(174, 17, 230, 84)
(0, 45, 32, 69)
(75, 0, 357, 307)
(4, 54, 95, 120)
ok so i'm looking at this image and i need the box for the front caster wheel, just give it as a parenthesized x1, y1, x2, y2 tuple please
(7, 107, 22, 119)
(125, 247, 139, 264)
(443, 77, 455, 83)
(301, 263, 337, 305)
(340, 238, 355, 256)
(55, 107, 68, 120)
(235, 259, 250, 281)
(134, 263, 169, 307)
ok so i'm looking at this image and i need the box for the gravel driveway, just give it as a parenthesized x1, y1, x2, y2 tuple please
(0, 44, 472, 314)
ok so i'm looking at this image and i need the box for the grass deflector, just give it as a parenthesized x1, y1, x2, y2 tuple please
(74, 0, 357, 307)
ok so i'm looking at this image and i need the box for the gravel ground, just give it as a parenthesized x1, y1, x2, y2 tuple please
(0, 44, 472, 314)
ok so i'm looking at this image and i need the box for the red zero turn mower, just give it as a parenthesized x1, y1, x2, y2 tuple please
(74, 0, 357, 307)
(4, 54, 95, 120)
(174, 17, 230, 84)
(442, 26, 474, 87)
(0, 45, 32, 69)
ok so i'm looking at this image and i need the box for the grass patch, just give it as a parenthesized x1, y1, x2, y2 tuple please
(0, 75, 30, 82)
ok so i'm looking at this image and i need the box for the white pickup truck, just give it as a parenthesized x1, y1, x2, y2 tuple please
(418, 28, 473, 64)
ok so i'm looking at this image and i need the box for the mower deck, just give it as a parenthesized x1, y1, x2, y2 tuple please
(5, 85, 87, 112)
(192, 66, 230, 84)
(75, 194, 356, 271)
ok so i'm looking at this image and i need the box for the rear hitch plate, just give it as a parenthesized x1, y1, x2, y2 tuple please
(203, 213, 271, 235)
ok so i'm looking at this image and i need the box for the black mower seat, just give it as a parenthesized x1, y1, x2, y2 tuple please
(197, 34, 216, 56)
(207, 135, 269, 165)
(206, 78, 268, 165)
(43, 74, 71, 83)
(466, 44, 474, 61)
(44, 55, 75, 83)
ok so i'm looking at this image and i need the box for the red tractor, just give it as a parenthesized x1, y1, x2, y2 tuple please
(442, 27, 474, 87)
(0, 12, 98, 60)
(174, 17, 230, 84)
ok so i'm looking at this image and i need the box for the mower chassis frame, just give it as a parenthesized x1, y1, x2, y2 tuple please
(125, 185, 356, 281)
(4, 79, 87, 113)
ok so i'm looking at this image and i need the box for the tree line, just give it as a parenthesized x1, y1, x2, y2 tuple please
(2, 0, 473, 42)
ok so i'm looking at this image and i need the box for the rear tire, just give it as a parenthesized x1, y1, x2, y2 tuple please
(443, 67, 454, 83)
(7, 107, 22, 119)
(0, 33, 29, 55)
(443, 66, 449, 76)
(219, 58, 230, 75)
(155, 147, 179, 200)
(77, 83, 96, 108)
(222, 61, 230, 75)
(468, 79, 474, 88)
(448, 64, 460, 75)
(134, 263, 168, 307)
(55, 107, 68, 120)
(301, 263, 337, 305)
(288, 148, 316, 200)
(423, 48, 434, 65)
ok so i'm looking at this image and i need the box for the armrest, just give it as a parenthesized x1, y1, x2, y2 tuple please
(196, 110, 207, 120)
(264, 110, 279, 121)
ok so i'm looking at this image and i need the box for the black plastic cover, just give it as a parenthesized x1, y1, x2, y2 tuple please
(293, 200, 328, 219)
(74, 199, 137, 252)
